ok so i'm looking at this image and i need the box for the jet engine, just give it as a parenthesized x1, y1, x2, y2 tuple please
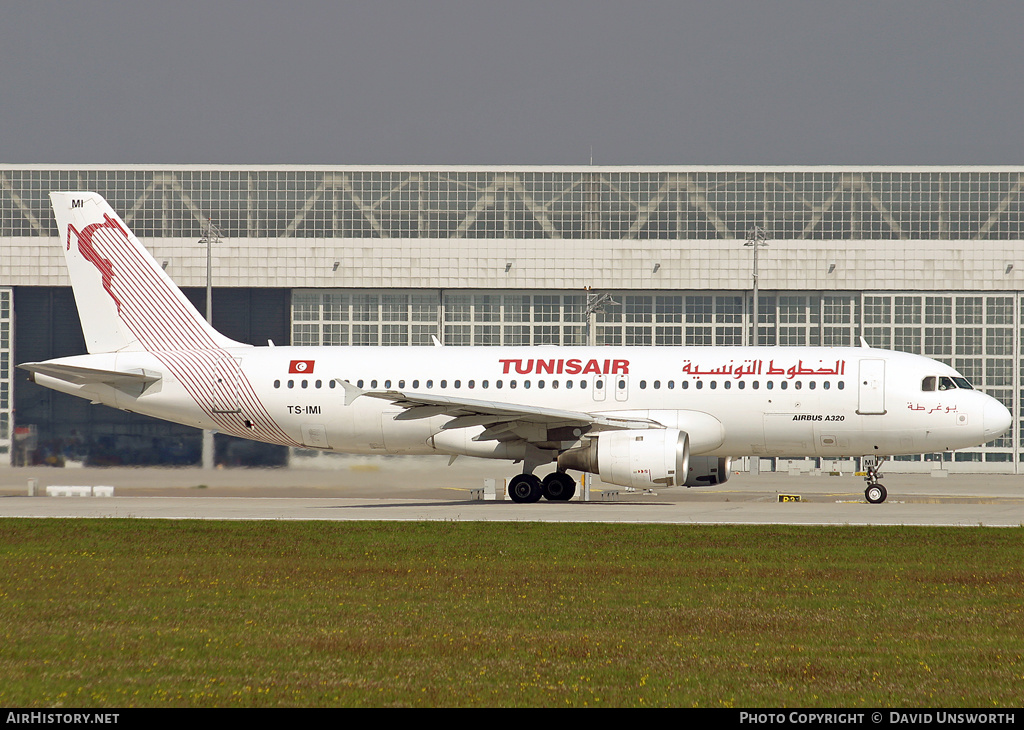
(683, 456, 732, 487)
(557, 429, 690, 489)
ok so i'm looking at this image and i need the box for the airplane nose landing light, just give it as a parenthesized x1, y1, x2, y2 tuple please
(983, 397, 1012, 440)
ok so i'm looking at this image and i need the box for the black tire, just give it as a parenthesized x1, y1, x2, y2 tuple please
(865, 484, 888, 504)
(509, 474, 543, 503)
(542, 472, 577, 501)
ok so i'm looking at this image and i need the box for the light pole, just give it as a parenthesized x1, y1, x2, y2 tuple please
(200, 219, 222, 327)
(744, 226, 768, 347)
(583, 287, 619, 347)
(199, 220, 221, 469)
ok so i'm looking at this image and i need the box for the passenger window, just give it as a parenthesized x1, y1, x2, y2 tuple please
(315, 380, 322, 388)
(301, 380, 308, 389)
(274, 379, 280, 389)
(357, 380, 364, 388)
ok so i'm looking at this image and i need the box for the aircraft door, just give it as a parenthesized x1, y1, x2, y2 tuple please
(857, 359, 886, 415)
(614, 375, 629, 402)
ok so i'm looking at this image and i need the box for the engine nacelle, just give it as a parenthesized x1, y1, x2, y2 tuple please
(557, 429, 690, 489)
(684, 456, 733, 487)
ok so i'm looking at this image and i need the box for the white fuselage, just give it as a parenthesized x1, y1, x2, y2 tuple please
(33, 345, 1011, 462)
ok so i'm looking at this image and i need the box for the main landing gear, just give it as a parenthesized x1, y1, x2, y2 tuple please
(508, 471, 577, 503)
(862, 455, 888, 504)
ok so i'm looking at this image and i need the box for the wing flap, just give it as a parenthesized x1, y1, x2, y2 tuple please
(336, 379, 660, 444)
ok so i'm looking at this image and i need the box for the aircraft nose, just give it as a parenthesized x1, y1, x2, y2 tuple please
(983, 397, 1012, 440)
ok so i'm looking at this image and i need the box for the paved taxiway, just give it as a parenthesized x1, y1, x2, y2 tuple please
(0, 458, 1022, 527)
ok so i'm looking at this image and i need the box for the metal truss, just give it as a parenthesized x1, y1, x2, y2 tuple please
(1, 167, 1022, 240)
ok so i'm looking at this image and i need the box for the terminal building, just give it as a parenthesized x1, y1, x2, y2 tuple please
(1, 164, 1021, 472)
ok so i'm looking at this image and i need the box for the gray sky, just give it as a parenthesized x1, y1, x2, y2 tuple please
(2, 1, 1022, 165)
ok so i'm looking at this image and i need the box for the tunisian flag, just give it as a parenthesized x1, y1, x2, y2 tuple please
(289, 360, 315, 374)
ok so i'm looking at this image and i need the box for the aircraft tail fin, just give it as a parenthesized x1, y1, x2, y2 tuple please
(50, 192, 244, 354)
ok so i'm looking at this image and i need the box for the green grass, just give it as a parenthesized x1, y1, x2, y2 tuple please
(0, 519, 1022, 707)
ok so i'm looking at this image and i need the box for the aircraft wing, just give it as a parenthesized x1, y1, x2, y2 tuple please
(337, 380, 659, 443)
(20, 362, 161, 397)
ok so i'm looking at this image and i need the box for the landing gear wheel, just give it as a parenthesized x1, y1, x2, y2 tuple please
(865, 484, 887, 504)
(542, 472, 577, 501)
(508, 474, 543, 503)
(862, 455, 889, 504)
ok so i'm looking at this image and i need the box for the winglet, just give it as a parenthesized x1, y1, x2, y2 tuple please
(336, 379, 366, 406)
(431, 335, 443, 347)
(859, 336, 870, 348)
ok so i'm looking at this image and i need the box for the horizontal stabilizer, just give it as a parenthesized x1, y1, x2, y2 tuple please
(20, 362, 161, 397)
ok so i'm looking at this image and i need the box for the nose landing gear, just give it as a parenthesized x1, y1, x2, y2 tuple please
(863, 455, 888, 504)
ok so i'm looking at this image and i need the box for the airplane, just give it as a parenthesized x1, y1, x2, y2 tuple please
(19, 192, 1013, 505)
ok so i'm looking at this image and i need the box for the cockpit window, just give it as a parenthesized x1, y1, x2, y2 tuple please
(925, 375, 974, 391)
